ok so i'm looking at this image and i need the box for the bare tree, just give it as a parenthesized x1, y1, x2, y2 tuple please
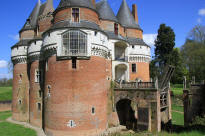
(188, 25, 205, 44)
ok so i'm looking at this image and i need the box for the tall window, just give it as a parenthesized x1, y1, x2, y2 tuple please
(114, 23, 118, 35)
(62, 30, 87, 56)
(72, 57, 77, 69)
(35, 69, 41, 83)
(72, 8, 79, 22)
(132, 64, 136, 73)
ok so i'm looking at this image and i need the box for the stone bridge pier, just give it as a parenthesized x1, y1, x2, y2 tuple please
(114, 88, 161, 132)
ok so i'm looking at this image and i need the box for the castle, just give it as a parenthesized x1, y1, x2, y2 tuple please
(11, 0, 153, 135)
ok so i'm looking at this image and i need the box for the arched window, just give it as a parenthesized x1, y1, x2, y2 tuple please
(62, 30, 87, 56)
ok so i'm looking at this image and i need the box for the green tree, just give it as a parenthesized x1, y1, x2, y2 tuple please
(150, 24, 175, 79)
(181, 41, 205, 81)
(170, 48, 188, 84)
(154, 24, 175, 70)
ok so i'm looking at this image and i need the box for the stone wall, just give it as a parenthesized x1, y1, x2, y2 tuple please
(114, 89, 161, 132)
(184, 84, 205, 126)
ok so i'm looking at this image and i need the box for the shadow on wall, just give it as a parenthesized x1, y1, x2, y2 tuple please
(116, 99, 137, 130)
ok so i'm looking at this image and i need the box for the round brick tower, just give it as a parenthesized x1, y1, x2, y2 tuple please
(41, 0, 110, 135)
(11, 44, 30, 122)
(11, 0, 41, 122)
(28, 39, 43, 127)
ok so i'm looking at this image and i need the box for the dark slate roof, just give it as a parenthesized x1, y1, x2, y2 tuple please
(39, 0, 54, 17)
(55, 0, 96, 14)
(39, 2, 47, 16)
(11, 39, 32, 49)
(19, 0, 41, 33)
(127, 37, 150, 47)
(105, 31, 127, 41)
(96, 0, 118, 22)
(45, 20, 103, 34)
(117, 0, 141, 29)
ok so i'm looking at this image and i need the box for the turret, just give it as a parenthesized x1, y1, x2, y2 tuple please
(117, 0, 142, 39)
(53, 0, 99, 25)
(11, 0, 41, 122)
(19, 0, 41, 39)
(96, 0, 119, 34)
(38, 0, 54, 34)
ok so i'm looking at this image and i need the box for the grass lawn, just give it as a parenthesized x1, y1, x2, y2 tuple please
(172, 104, 183, 112)
(172, 111, 184, 126)
(171, 84, 183, 96)
(0, 111, 12, 121)
(0, 111, 37, 136)
(0, 87, 12, 101)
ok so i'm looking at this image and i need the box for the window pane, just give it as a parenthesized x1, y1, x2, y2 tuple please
(62, 30, 87, 56)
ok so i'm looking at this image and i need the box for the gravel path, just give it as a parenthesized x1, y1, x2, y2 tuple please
(7, 117, 46, 136)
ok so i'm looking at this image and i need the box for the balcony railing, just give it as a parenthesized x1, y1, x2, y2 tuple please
(115, 81, 156, 89)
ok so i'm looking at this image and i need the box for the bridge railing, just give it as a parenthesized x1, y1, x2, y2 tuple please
(114, 81, 156, 89)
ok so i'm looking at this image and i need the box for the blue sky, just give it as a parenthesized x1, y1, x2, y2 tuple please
(0, 0, 205, 78)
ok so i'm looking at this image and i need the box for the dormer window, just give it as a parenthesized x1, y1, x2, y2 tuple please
(72, 8, 79, 22)
(62, 30, 87, 56)
(114, 23, 118, 35)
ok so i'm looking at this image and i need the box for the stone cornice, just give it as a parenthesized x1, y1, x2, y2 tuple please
(12, 56, 27, 65)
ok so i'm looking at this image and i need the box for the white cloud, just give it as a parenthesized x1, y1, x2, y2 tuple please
(8, 34, 19, 41)
(0, 60, 8, 68)
(143, 34, 157, 46)
(199, 8, 205, 16)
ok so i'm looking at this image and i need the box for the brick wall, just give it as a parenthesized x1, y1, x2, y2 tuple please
(29, 61, 42, 128)
(12, 63, 29, 122)
(129, 62, 150, 82)
(20, 30, 35, 40)
(54, 8, 99, 25)
(0, 101, 11, 112)
(126, 28, 143, 39)
(38, 16, 53, 34)
(44, 56, 109, 136)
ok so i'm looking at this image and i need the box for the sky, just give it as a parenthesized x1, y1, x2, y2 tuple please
(0, 0, 205, 79)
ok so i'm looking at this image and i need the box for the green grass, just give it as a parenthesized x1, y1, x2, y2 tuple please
(0, 111, 37, 136)
(171, 84, 183, 96)
(0, 111, 12, 121)
(110, 131, 205, 136)
(0, 122, 37, 136)
(172, 111, 184, 126)
(172, 104, 183, 112)
(0, 87, 12, 101)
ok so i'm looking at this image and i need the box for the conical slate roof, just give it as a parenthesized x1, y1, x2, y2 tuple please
(117, 0, 140, 29)
(55, 0, 95, 13)
(96, 0, 118, 22)
(20, 0, 41, 32)
(39, 0, 54, 17)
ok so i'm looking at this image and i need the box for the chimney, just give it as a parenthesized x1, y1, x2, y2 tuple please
(92, 0, 96, 8)
(132, 4, 138, 24)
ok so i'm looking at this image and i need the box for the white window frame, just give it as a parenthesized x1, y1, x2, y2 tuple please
(35, 69, 41, 83)
(61, 30, 88, 56)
